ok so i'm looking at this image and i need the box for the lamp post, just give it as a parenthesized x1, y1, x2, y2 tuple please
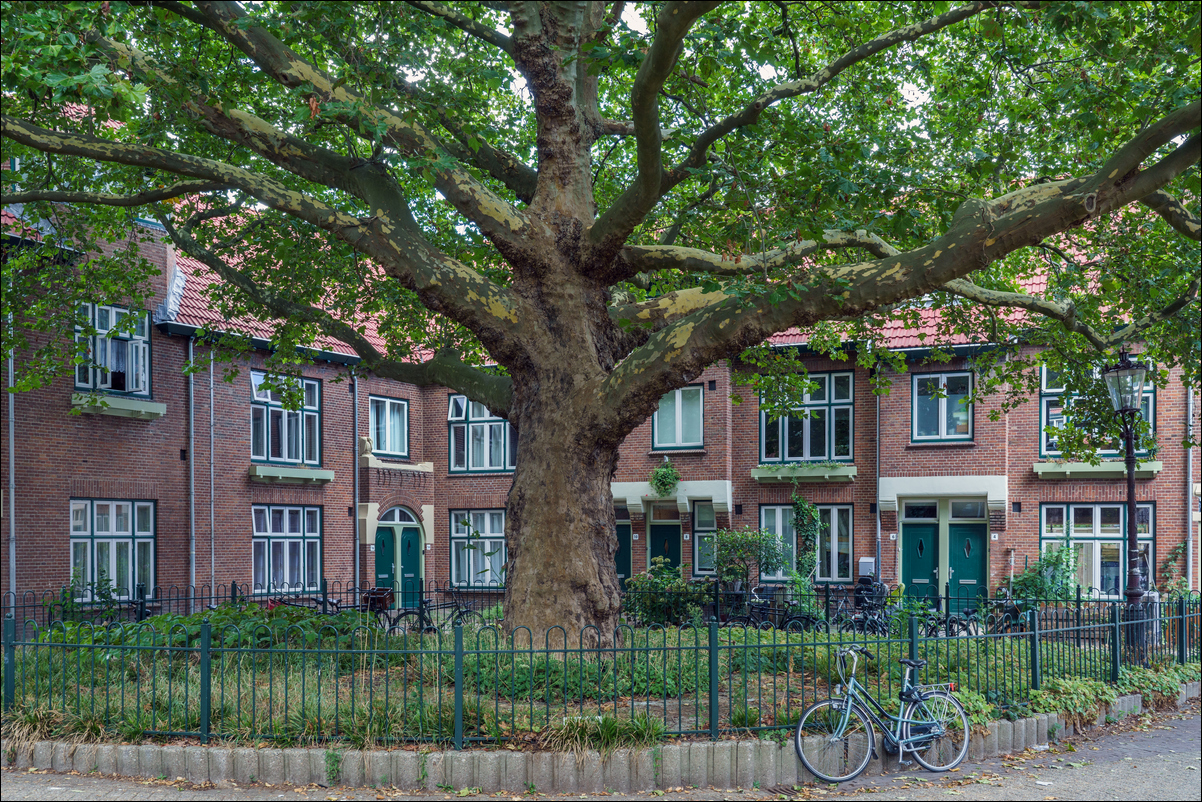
(1102, 351, 1149, 610)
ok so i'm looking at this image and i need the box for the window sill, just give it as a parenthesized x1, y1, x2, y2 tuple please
(906, 440, 975, 448)
(71, 393, 165, 420)
(448, 470, 514, 477)
(1032, 460, 1163, 480)
(751, 464, 858, 483)
(360, 453, 433, 472)
(647, 449, 706, 456)
(248, 464, 335, 485)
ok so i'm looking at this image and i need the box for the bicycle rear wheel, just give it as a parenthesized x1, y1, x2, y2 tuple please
(392, 611, 438, 637)
(903, 691, 970, 772)
(794, 698, 875, 783)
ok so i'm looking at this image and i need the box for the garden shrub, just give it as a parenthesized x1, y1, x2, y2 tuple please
(1030, 677, 1116, 727)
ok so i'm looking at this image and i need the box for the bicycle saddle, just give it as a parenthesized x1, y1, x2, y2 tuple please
(898, 658, 927, 669)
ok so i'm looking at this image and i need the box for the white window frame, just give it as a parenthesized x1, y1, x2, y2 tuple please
(74, 304, 151, 396)
(450, 509, 506, 587)
(816, 506, 854, 583)
(760, 505, 795, 582)
(912, 371, 973, 441)
(760, 372, 854, 462)
(249, 372, 321, 465)
(252, 505, 322, 592)
(69, 498, 155, 601)
(653, 386, 704, 449)
(369, 396, 409, 457)
(692, 501, 717, 576)
(447, 396, 516, 473)
(1040, 503, 1154, 599)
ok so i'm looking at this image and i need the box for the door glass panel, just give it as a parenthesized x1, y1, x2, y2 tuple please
(904, 503, 937, 519)
(963, 538, 972, 558)
(694, 502, 715, 529)
(695, 533, 715, 572)
(951, 501, 986, 518)
(916, 538, 925, 558)
(818, 509, 832, 579)
(836, 508, 851, 580)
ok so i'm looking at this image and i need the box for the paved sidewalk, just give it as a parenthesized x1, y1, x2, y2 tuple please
(2, 704, 1198, 801)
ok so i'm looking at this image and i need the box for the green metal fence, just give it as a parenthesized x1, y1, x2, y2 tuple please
(3, 598, 1199, 748)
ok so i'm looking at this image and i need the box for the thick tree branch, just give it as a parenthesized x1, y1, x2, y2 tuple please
(656, 1, 1009, 203)
(587, 1, 722, 259)
(162, 215, 513, 414)
(2, 181, 228, 207)
(402, 1, 513, 55)
(1140, 190, 1201, 240)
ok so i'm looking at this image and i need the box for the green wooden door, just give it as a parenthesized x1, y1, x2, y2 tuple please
(615, 524, 632, 591)
(648, 524, 681, 570)
(374, 527, 395, 604)
(399, 526, 422, 609)
(902, 523, 938, 602)
(947, 523, 987, 613)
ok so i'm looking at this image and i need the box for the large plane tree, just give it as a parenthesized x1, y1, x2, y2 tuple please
(3, 1, 1199, 638)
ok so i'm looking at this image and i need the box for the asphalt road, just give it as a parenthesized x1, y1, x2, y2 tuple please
(2, 702, 1198, 801)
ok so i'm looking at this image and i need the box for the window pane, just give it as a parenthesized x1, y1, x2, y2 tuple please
(109, 338, 128, 392)
(1043, 398, 1065, 452)
(389, 402, 405, 453)
(72, 502, 89, 533)
(696, 534, 715, 572)
(470, 401, 490, 419)
(304, 381, 318, 408)
(271, 542, 285, 590)
(304, 413, 319, 462)
(786, 415, 806, 460)
(253, 508, 268, 534)
(1043, 368, 1063, 392)
(286, 412, 301, 460)
(288, 509, 302, 534)
(95, 503, 111, 534)
(251, 407, 266, 458)
(950, 501, 985, 519)
(114, 503, 130, 534)
(72, 542, 89, 594)
(807, 374, 827, 403)
(371, 399, 386, 449)
(306, 541, 319, 588)
(489, 512, 504, 534)
(694, 502, 715, 530)
(945, 375, 971, 436)
(448, 396, 466, 420)
(652, 504, 679, 521)
(507, 423, 517, 468)
(288, 541, 301, 588)
(269, 409, 284, 459)
(472, 512, 486, 533)
(97, 306, 110, 331)
(1098, 507, 1121, 536)
(114, 541, 130, 596)
(680, 387, 702, 444)
(96, 541, 111, 585)
(489, 422, 505, 468)
(451, 424, 466, 469)
(833, 407, 852, 458)
(1075, 543, 1092, 591)
(818, 509, 832, 579)
(1073, 507, 1094, 536)
(135, 504, 152, 534)
(470, 424, 487, 468)
(1136, 544, 1151, 590)
(271, 508, 285, 533)
(832, 374, 852, 402)
(75, 335, 92, 386)
(762, 508, 778, 536)
(452, 541, 470, 584)
(836, 508, 852, 581)
(808, 408, 827, 458)
(915, 378, 940, 437)
(903, 502, 937, 519)
(136, 540, 152, 591)
(306, 509, 319, 535)
(763, 416, 780, 460)
(1099, 543, 1121, 595)
(655, 393, 677, 446)
(1135, 506, 1151, 535)
(253, 541, 266, 590)
(1044, 507, 1065, 536)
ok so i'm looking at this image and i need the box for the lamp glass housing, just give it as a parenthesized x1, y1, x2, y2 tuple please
(1103, 356, 1147, 415)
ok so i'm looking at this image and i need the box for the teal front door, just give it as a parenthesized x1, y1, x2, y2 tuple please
(648, 524, 681, 571)
(948, 523, 987, 613)
(374, 527, 395, 603)
(902, 523, 938, 602)
(398, 526, 422, 609)
(615, 524, 632, 590)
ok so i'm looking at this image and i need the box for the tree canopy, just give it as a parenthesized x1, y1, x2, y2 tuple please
(3, 1, 1199, 635)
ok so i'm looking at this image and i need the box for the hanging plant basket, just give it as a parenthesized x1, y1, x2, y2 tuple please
(649, 459, 681, 498)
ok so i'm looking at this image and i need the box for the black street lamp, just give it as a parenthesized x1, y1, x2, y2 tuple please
(1102, 351, 1149, 610)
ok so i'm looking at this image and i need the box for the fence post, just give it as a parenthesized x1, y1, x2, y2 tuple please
(3, 615, 15, 712)
(823, 584, 831, 622)
(135, 583, 147, 622)
(1178, 597, 1188, 666)
(231, 581, 239, 605)
(909, 614, 919, 662)
(199, 619, 211, 743)
(1109, 603, 1121, 682)
(453, 624, 464, 750)
(1075, 585, 1082, 649)
(1029, 610, 1042, 691)
(944, 582, 951, 635)
(320, 578, 328, 615)
(713, 581, 720, 623)
(708, 621, 720, 740)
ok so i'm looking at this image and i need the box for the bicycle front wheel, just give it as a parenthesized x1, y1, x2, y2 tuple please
(794, 698, 875, 783)
(903, 691, 970, 772)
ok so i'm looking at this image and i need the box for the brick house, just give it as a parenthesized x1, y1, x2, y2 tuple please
(3, 221, 1199, 607)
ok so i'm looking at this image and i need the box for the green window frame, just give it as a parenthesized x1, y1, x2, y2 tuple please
(250, 371, 322, 465)
(760, 371, 854, 462)
(450, 509, 506, 587)
(69, 499, 155, 600)
(252, 505, 322, 592)
(652, 385, 704, 450)
(73, 303, 151, 396)
(692, 501, 717, 576)
(1039, 367, 1155, 457)
(447, 395, 516, 473)
(911, 371, 973, 442)
(369, 395, 409, 457)
(1039, 502, 1154, 598)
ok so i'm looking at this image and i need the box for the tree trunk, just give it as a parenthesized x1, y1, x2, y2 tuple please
(502, 388, 623, 646)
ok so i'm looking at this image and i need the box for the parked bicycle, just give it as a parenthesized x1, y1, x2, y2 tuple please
(794, 647, 970, 782)
(387, 591, 485, 635)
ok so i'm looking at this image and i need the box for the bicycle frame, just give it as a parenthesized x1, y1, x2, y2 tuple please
(833, 653, 947, 753)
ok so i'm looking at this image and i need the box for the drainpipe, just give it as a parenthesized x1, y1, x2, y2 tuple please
(7, 348, 16, 608)
(874, 363, 882, 579)
(209, 348, 215, 590)
(187, 337, 196, 612)
(353, 374, 360, 591)
(1187, 386, 1195, 591)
